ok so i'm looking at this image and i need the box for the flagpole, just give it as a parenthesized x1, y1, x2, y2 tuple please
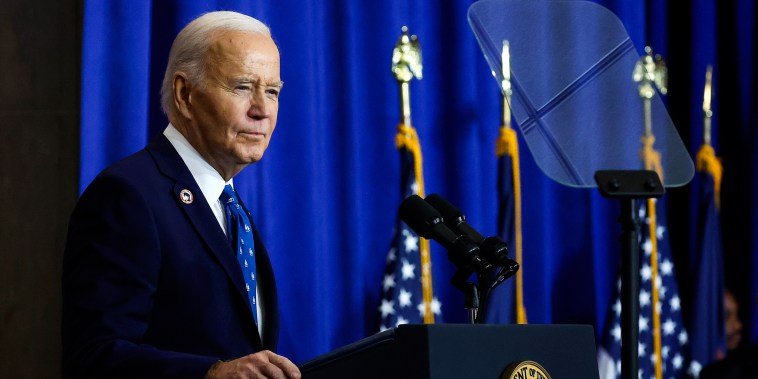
(634, 46, 667, 379)
(698, 65, 721, 208)
(499, 40, 527, 324)
(391, 26, 435, 324)
(690, 65, 725, 368)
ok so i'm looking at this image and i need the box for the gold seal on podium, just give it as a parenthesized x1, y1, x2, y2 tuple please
(501, 360, 552, 379)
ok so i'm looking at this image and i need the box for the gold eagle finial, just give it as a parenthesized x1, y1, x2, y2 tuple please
(392, 26, 423, 83)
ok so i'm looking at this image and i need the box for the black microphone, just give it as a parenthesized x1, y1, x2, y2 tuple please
(399, 195, 492, 275)
(425, 194, 486, 242)
(425, 194, 519, 277)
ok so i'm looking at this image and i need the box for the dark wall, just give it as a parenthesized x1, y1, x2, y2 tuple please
(0, 1, 81, 377)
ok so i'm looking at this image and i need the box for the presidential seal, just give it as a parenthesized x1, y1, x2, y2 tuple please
(501, 360, 552, 379)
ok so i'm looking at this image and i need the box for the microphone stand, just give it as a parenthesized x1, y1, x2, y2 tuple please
(451, 259, 517, 324)
(451, 269, 480, 324)
(464, 282, 480, 324)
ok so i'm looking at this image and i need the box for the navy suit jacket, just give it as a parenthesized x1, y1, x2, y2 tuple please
(62, 135, 279, 378)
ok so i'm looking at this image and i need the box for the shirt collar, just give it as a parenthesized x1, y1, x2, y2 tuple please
(163, 123, 232, 207)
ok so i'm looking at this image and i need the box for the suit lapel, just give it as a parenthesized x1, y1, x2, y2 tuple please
(146, 135, 256, 321)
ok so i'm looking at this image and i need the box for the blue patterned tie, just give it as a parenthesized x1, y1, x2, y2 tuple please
(220, 184, 258, 325)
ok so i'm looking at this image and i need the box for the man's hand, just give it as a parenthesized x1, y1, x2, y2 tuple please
(205, 350, 301, 379)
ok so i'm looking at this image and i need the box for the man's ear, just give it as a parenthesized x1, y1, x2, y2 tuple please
(173, 72, 193, 120)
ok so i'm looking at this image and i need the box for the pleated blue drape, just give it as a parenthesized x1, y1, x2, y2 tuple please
(80, 0, 758, 363)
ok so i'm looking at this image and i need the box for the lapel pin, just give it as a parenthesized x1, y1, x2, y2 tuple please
(179, 189, 194, 204)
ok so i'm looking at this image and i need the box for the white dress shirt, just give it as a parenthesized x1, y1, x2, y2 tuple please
(164, 123, 263, 336)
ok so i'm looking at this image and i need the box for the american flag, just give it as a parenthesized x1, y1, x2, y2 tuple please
(379, 125, 440, 331)
(598, 198, 693, 379)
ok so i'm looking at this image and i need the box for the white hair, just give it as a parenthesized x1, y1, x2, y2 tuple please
(160, 11, 272, 116)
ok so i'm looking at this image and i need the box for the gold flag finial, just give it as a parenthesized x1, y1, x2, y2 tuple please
(392, 26, 423, 126)
(633, 46, 667, 100)
(703, 65, 713, 145)
(392, 26, 423, 83)
(633, 46, 668, 141)
(653, 53, 668, 95)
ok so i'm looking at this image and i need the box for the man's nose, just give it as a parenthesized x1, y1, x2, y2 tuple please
(247, 89, 271, 119)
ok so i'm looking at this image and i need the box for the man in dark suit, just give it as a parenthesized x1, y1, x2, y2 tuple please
(62, 11, 300, 379)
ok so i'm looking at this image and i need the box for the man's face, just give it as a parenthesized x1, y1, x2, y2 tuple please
(724, 291, 742, 351)
(183, 30, 282, 179)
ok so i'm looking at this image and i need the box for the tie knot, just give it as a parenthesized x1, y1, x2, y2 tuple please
(220, 184, 238, 205)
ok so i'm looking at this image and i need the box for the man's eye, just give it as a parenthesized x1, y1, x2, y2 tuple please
(235, 85, 251, 91)
(266, 88, 280, 97)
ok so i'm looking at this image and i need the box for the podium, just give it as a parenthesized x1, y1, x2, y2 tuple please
(300, 324, 599, 378)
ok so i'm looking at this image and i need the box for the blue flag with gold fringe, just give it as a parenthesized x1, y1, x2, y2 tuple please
(686, 144, 725, 375)
(484, 126, 526, 324)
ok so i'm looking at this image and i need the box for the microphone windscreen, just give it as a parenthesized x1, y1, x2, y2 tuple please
(399, 194, 443, 239)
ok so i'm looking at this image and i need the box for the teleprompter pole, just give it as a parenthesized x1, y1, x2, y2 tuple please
(619, 198, 639, 379)
(595, 170, 664, 379)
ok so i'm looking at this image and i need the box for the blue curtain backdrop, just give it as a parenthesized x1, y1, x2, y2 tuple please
(80, 0, 758, 363)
